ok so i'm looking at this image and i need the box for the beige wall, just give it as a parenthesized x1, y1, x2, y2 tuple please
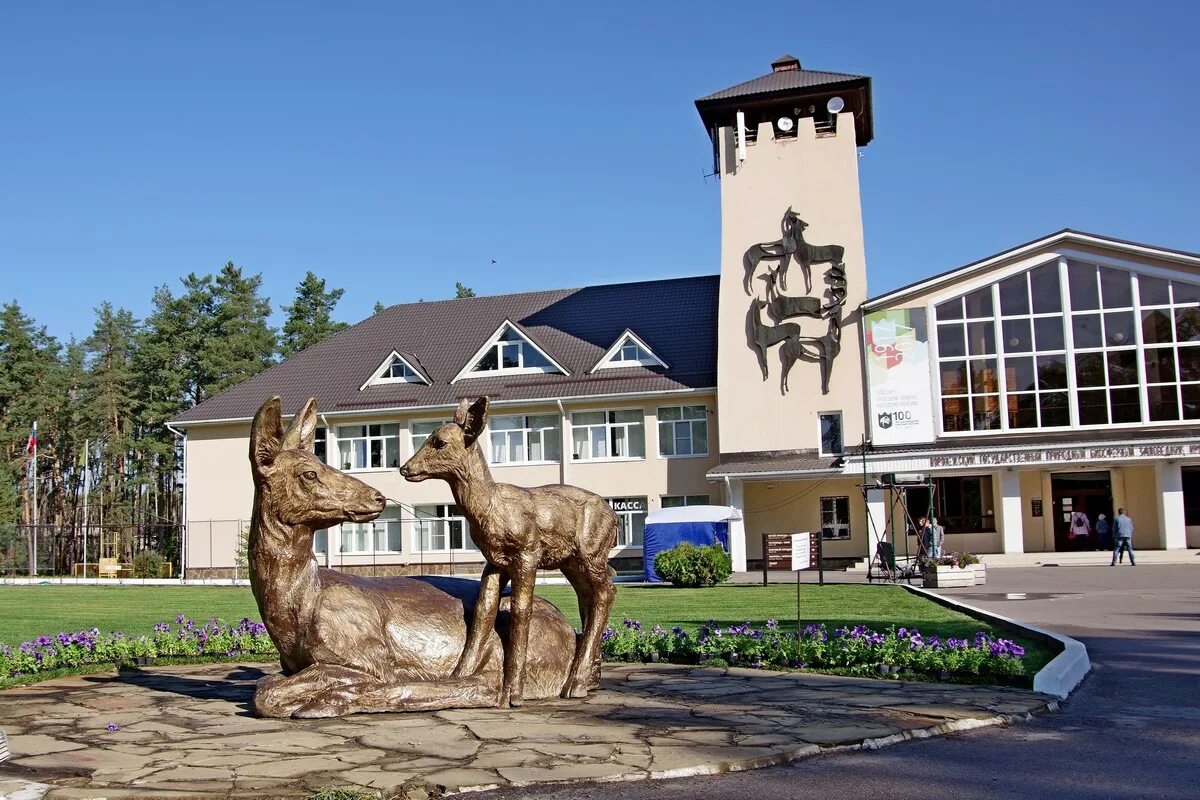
(715, 114, 868, 456)
(1120, 464, 1162, 550)
(742, 478, 865, 561)
(183, 393, 720, 569)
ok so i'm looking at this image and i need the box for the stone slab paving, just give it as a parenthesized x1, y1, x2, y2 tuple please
(0, 662, 1054, 799)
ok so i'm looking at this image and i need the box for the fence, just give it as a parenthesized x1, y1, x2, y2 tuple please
(0, 524, 182, 578)
(183, 516, 495, 580)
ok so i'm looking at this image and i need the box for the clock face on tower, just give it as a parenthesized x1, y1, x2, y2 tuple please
(743, 208, 847, 396)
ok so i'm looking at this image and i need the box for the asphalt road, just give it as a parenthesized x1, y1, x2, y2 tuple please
(482, 564, 1200, 800)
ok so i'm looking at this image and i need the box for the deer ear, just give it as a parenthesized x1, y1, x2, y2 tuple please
(282, 397, 319, 452)
(250, 397, 284, 476)
(458, 397, 489, 446)
(453, 398, 471, 426)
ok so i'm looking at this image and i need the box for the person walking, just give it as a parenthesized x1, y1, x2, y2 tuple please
(1096, 513, 1111, 552)
(924, 516, 945, 559)
(1069, 510, 1091, 551)
(1111, 507, 1136, 566)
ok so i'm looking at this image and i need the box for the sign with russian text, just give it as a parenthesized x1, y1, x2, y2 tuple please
(865, 309, 935, 445)
(927, 441, 1200, 469)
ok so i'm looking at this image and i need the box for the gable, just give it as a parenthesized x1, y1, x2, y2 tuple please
(591, 329, 669, 372)
(451, 320, 568, 383)
(360, 351, 429, 390)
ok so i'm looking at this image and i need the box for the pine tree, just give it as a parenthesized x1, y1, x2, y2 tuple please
(279, 271, 348, 358)
(455, 282, 476, 298)
(203, 262, 276, 396)
(373, 301, 386, 315)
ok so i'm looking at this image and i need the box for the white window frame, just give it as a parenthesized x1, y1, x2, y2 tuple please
(487, 413, 562, 465)
(335, 422, 401, 471)
(410, 418, 451, 454)
(657, 404, 709, 458)
(818, 411, 844, 456)
(570, 408, 646, 461)
(451, 320, 567, 383)
(335, 506, 403, 554)
(820, 496, 851, 540)
(413, 504, 477, 553)
(661, 494, 710, 509)
(926, 252, 1200, 437)
(608, 497, 647, 548)
(591, 329, 669, 372)
(359, 350, 429, 390)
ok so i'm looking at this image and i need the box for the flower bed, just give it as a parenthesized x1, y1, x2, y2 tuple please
(600, 619, 1026, 682)
(0, 615, 275, 683)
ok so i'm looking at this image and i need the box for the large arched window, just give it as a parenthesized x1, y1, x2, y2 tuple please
(933, 258, 1199, 434)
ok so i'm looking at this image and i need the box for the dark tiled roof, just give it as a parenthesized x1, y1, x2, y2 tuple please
(696, 66, 867, 103)
(848, 426, 1200, 457)
(173, 275, 719, 424)
(707, 450, 842, 477)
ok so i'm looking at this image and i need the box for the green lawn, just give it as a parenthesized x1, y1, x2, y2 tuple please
(0, 583, 1056, 671)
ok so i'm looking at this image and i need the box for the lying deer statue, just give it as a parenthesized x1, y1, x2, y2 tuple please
(400, 397, 617, 707)
(247, 396, 577, 717)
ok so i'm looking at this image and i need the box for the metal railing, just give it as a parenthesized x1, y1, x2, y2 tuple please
(0, 523, 182, 578)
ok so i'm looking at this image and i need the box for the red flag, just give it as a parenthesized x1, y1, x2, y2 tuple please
(26, 421, 37, 455)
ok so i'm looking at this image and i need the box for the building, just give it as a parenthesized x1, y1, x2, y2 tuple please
(172, 55, 1200, 578)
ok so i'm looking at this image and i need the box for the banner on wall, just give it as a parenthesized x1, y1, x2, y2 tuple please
(864, 309, 936, 445)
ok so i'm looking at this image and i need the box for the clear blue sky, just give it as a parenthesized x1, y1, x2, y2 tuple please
(3, 1, 1197, 342)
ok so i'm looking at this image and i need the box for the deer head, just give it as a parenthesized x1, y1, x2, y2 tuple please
(399, 397, 488, 482)
(250, 396, 385, 531)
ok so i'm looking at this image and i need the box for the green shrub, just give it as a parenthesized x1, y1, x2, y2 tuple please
(655, 542, 732, 588)
(131, 550, 166, 578)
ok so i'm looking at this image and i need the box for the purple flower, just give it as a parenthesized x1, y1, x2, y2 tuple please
(175, 614, 186, 624)
(35, 635, 52, 647)
(106, 722, 119, 732)
(766, 619, 778, 630)
(698, 636, 710, 645)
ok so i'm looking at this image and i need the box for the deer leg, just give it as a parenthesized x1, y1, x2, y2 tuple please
(561, 559, 615, 698)
(501, 561, 537, 707)
(453, 562, 504, 678)
(292, 671, 504, 718)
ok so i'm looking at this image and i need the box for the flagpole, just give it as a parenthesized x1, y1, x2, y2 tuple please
(82, 440, 90, 580)
(31, 421, 38, 577)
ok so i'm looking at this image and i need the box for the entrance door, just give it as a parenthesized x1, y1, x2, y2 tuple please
(1050, 472, 1112, 552)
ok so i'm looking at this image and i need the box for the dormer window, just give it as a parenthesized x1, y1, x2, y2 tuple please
(360, 351, 429, 390)
(592, 330, 669, 372)
(453, 321, 566, 382)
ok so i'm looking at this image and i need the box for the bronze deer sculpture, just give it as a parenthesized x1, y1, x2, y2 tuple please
(400, 397, 618, 707)
(247, 396, 577, 717)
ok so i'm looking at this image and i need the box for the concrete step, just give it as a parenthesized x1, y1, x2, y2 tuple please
(844, 549, 1200, 571)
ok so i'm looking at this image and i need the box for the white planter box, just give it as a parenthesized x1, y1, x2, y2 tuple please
(923, 564, 985, 588)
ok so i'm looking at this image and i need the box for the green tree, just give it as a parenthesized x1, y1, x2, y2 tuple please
(455, 282, 476, 298)
(0, 301, 62, 526)
(373, 301, 386, 315)
(279, 271, 348, 357)
(202, 262, 276, 396)
(82, 303, 139, 534)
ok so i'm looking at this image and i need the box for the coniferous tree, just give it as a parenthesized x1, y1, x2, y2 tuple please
(203, 262, 276, 396)
(455, 282, 476, 298)
(373, 301, 386, 315)
(279, 271, 348, 358)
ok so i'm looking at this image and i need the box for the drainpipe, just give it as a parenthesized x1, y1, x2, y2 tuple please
(320, 413, 334, 567)
(165, 423, 187, 581)
(555, 399, 567, 485)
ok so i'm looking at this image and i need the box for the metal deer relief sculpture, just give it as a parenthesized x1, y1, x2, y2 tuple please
(247, 396, 578, 717)
(743, 208, 848, 396)
(401, 397, 618, 707)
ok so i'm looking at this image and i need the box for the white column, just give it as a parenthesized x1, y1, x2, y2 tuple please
(726, 478, 748, 572)
(999, 469, 1024, 554)
(865, 488, 887, 559)
(1156, 461, 1187, 550)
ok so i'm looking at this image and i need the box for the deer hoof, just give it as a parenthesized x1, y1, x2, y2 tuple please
(561, 681, 590, 699)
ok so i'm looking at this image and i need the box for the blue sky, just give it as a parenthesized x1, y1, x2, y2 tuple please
(3, 1, 1197, 342)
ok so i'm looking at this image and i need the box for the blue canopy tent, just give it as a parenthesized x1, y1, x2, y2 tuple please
(642, 505, 741, 582)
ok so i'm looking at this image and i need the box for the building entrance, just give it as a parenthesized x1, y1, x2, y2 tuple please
(1050, 471, 1112, 551)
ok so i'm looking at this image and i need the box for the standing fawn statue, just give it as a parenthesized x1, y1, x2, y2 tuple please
(247, 396, 577, 717)
(400, 397, 618, 707)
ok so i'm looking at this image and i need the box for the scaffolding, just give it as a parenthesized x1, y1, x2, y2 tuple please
(860, 439, 936, 583)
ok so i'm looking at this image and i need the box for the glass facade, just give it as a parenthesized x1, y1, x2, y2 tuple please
(935, 259, 1200, 433)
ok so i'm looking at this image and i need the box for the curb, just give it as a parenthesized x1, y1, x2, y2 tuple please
(436, 704, 1059, 796)
(903, 584, 1090, 699)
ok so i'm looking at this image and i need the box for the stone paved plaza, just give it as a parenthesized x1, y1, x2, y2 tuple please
(0, 661, 1054, 799)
